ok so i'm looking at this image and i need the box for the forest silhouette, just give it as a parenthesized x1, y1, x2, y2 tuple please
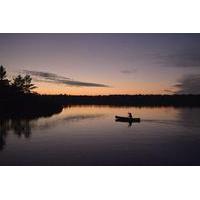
(0, 65, 63, 118)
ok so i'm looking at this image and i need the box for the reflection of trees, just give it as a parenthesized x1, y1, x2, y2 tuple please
(0, 118, 32, 151)
(0, 119, 10, 151)
(11, 119, 31, 138)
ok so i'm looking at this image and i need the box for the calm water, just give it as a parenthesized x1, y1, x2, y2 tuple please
(1, 106, 200, 165)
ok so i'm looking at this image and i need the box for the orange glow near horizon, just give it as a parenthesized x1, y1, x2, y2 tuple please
(34, 81, 172, 95)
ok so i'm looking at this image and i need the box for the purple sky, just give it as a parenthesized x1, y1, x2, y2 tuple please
(1, 33, 200, 95)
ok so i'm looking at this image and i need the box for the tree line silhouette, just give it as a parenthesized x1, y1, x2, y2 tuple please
(0, 65, 36, 98)
(43, 94, 200, 107)
(0, 65, 63, 118)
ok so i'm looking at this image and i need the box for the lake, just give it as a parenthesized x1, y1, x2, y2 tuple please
(1, 106, 200, 166)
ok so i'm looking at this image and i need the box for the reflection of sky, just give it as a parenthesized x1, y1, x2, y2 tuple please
(1, 34, 200, 95)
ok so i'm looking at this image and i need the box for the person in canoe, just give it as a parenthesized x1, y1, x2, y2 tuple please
(128, 112, 133, 119)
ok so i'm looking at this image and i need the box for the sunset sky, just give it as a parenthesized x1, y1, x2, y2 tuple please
(1, 33, 200, 95)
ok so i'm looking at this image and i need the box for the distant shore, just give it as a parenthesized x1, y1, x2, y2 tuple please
(47, 94, 200, 107)
(1, 94, 200, 119)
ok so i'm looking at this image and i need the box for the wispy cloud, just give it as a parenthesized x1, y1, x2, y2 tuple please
(120, 69, 137, 74)
(163, 89, 175, 94)
(174, 74, 200, 94)
(23, 70, 110, 87)
(23, 70, 70, 80)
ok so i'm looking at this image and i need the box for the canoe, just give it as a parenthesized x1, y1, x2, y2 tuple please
(115, 116, 140, 122)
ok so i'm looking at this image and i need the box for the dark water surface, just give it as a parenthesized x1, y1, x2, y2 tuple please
(1, 106, 200, 166)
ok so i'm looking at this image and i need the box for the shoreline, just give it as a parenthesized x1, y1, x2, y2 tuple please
(1, 94, 200, 119)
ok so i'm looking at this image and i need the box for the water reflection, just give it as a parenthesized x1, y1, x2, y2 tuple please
(11, 119, 32, 138)
(63, 114, 105, 122)
(34, 113, 105, 130)
(1, 106, 200, 165)
(0, 112, 105, 151)
(177, 108, 200, 128)
(0, 119, 9, 150)
(0, 119, 32, 150)
(115, 120, 135, 127)
(142, 108, 200, 129)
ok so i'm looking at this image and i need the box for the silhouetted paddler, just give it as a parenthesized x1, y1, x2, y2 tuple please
(128, 112, 133, 119)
